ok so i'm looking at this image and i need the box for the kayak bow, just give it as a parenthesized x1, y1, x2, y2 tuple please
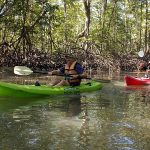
(124, 75, 150, 86)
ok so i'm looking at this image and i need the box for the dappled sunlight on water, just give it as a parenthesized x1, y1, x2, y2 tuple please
(112, 80, 125, 87)
(0, 76, 150, 149)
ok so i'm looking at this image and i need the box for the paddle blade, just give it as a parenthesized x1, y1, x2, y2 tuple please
(138, 50, 144, 57)
(14, 66, 33, 75)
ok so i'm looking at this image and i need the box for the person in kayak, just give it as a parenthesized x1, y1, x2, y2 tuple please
(48, 54, 87, 86)
(138, 60, 150, 78)
(138, 60, 147, 71)
(145, 61, 150, 78)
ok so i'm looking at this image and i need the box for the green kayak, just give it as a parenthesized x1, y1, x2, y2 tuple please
(0, 81, 102, 97)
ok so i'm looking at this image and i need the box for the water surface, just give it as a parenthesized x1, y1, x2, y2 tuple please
(0, 76, 150, 150)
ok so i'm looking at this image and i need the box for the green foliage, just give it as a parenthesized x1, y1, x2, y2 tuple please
(0, 0, 149, 57)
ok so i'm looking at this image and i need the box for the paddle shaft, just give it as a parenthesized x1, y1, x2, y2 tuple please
(25, 69, 74, 77)
(14, 66, 110, 82)
(14, 66, 72, 77)
(26, 71, 107, 81)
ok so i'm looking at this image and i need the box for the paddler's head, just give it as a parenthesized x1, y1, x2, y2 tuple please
(65, 54, 76, 63)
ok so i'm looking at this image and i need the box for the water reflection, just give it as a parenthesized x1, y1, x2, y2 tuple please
(125, 85, 150, 105)
(0, 96, 42, 113)
(0, 82, 150, 149)
(65, 95, 81, 117)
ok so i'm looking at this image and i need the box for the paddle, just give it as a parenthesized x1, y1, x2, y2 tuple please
(14, 66, 111, 83)
(83, 77, 110, 83)
(14, 66, 73, 77)
(14, 66, 78, 78)
(138, 50, 144, 57)
(14, 66, 49, 75)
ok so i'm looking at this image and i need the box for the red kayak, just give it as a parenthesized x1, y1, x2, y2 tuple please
(124, 75, 150, 86)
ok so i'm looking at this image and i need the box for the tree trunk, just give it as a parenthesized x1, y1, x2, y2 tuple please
(63, 1, 68, 53)
(139, 1, 143, 51)
(78, 0, 91, 38)
(144, 0, 148, 53)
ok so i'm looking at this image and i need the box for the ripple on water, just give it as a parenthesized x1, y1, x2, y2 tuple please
(112, 122, 135, 129)
(108, 134, 135, 150)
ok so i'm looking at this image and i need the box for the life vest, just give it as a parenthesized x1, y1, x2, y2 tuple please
(65, 61, 81, 84)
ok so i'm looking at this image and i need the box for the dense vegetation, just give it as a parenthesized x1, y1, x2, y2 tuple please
(0, 0, 149, 71)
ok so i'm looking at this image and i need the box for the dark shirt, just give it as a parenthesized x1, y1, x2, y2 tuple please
(139, 63, 148, 71)
(59, 63, 84, 74)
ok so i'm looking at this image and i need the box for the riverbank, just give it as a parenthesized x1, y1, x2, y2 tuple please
(0, 43, 145, 74)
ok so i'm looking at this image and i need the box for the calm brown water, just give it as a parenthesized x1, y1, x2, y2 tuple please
(0, 73, 150, 150)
